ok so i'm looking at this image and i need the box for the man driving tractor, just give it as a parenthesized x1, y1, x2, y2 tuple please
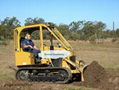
(23, 33, 40, 58)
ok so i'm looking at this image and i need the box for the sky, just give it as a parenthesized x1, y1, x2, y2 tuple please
(0, 0, 119, 30)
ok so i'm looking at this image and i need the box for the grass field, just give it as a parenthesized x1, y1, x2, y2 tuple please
(0, 40, 119, 80)
(0, 40, 119, 79)
(69, 40, 119, 69)
(0, 40, 119, 90)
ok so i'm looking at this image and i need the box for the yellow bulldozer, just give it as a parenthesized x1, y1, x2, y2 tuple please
(14, 24, 86, 83)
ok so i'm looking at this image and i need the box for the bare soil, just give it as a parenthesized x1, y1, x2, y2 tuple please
(0, 80, 71, 90)
(0, 61, 119, 90)
(73, 61, 119, 90)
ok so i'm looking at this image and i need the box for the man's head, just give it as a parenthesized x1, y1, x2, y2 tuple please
(25, 33, 31, 40)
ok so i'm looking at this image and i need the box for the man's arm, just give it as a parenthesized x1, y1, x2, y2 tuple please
(23, 40, 33, 49)
(33, 46, 39, 50)
(31, 40, 39, 50)
(24, 45, 33, 49)
(24, 44, 38, 50)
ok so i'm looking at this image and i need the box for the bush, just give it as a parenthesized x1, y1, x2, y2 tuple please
(89, 35, 96, 44)
(69, 32, 80, 41)
(0, 40, 7, 45)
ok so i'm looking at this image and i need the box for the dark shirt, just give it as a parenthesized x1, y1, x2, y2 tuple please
(23, 39, 34, 52)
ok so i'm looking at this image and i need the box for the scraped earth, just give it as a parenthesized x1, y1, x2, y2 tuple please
(0, 61, 119, 90)
(73, 61, 119, 90)
(0, 80, 72, 90)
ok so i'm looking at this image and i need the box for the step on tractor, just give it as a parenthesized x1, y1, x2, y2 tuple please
(14, 24, 86, 83)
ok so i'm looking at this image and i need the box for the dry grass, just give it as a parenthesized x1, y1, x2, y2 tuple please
(0, 40, 119, 80)
(0, 41, 15, 80)
(70, 40, 119, 69)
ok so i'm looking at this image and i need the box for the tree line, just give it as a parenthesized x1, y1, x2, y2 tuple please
(0, 17, 119, 42)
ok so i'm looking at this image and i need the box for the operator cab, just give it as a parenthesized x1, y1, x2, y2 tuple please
(14, 24, 71, 66)
(19, 26, 62, 52)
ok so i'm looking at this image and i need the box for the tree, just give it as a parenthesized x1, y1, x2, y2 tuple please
(79, 21, 106, 41)
(24, 17, 45, 26)
(116, 29, 119, 37)
(94, 21, 106, 39)
(0, 25, 6, 40)
(0, 17, 117, 41)
(0, 17, 20, 39)
(69, 21, 84, 32)
(81, 21, 95, 40)
(57, 24, 71, 39)
(70, 32, 80, 40)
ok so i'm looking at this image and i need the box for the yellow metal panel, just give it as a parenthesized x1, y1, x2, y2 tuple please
(71, 70, 81, 73)
(14, 29, 18, 50)
(15, 52, 34, 66)
(40, 26, 43, 50)
(62, 60, 70, 69)
(41, 59, 50, 64)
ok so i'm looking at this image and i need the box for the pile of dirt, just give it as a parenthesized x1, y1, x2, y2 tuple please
(73, 61, 119, 90)
(83, 61, 107, 88)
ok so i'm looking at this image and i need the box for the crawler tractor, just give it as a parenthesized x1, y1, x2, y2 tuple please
(14, 24, 85, 83)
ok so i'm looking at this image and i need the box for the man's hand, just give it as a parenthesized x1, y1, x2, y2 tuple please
(24, 45, 38, 50)
(33, 46, 39, 50)
(28, 45, 33, 49)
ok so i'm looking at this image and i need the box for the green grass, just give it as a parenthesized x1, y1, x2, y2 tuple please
(0, 71, 15, 80)
(111, 65, 119, 70)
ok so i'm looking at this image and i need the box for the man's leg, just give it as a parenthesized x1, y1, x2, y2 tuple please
(32, 49, 40, 58)
(31, 49, 41, 64)
(32, 49, 40, 57)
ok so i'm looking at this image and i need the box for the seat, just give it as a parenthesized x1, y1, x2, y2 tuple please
(20, 37, 25, 51)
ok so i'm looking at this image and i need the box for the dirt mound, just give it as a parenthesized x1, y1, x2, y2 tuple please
(83, 61, 107, 88)
(73, 61, 119, 90)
